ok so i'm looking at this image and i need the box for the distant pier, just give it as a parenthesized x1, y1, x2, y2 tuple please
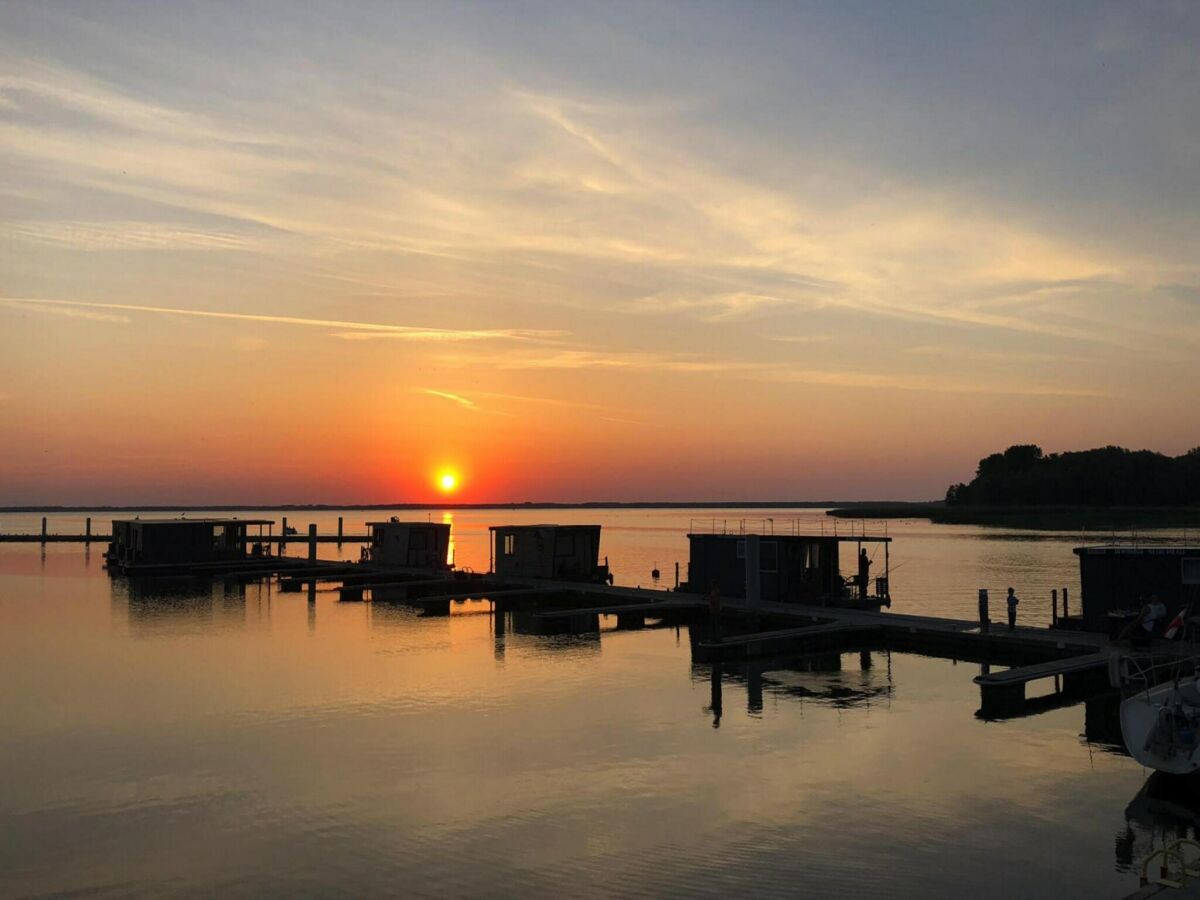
(6, 515, 1179, 725)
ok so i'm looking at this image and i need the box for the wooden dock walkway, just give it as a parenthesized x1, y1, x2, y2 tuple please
(973, 652, 1112, 689)
(0, 533, 370, 544)
(535, 599, 698, 619)
(18, 524, 1150, 717)
(696, 622, 882, 656)
(516, 590, 1120, 707)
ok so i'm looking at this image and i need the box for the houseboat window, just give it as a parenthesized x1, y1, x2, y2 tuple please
(760, 541, 778, 572)
(503, 534, 515, 556)
(1184, 557, 1200, 585)
(734, 539, 777, 571)
(555, 534, 575, 556)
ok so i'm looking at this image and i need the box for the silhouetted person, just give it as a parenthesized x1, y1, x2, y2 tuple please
(708, 581, 722, 642)
(1006, 587, 1020, 631)
(1129, 596, 1155, 648)
(709, 663, 723, 728)
(1132, 595, 1166, 646)
(1149, 595, 1167, 637)
(858, 548, 871, 599)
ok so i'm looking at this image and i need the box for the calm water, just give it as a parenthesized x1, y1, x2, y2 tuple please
(1, 509, 1194, 897)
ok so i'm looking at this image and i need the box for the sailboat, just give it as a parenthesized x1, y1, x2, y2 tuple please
(1116, 608, 1200, 775)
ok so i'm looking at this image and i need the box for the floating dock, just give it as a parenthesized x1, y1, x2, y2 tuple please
(11, 514, 1184, 725)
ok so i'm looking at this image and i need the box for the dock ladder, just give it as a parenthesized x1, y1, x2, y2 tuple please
(1140, 839, 1200, 888)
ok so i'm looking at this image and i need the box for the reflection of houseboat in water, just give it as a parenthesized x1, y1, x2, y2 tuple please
(681, 521, 891, 609)
(1117, 772, 1200, 884)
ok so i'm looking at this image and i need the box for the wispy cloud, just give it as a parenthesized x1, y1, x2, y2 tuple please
(759, 367, 1109, 398)
(481, 349, 767, 374)
(0, 299, 129, 323)
(6, 221, 252, 252)
(765, 333, 834, 345)
(902, 344, 1089, 363)
(421, 388, 479, 411)
(458, 348, 1108, 397)
(333, 328, 567, 342)
(473, 390, 616, 413)
(621, 291, 798, 321)
(0, 298, 564, 342)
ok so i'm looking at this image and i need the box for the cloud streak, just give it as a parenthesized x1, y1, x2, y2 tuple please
(0, 298, 565, 342)
(0, 299, 130, 323)
(421, 388, 479, 410)
(459, 348, 1109, 398)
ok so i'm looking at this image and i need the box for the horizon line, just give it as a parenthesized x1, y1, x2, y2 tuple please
(0, 500, 940, 513)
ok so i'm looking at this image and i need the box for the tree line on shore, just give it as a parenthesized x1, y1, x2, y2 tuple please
(945, 444, 1200, 507)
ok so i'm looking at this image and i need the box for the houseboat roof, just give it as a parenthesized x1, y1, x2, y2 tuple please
(488, 524, 599, 531)
(365, 520, 447, 527)
(686, 532, 892, 543)
(1074, 545, 1200, 556)
(112, 517, 275, 527)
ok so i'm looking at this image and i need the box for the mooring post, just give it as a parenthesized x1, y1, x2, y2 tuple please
(978, 588, 990, 633)
(85, 517, 91, 542)
(337, 516, 343, 543)
(308, 524, 317, 562)
(745, 534, 761, 622)
(674, 561, 680, 589)
(1063, 587, 1069, 619)
(1051, 589, 1058, 626)
(282, 517, 288, 545)
(41, 516, 47, 544)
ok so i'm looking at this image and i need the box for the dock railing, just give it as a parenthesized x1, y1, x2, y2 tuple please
(686, 516, 889, 538)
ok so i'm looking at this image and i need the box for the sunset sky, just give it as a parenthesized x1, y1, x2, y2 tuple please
(2, 2, 1198, 505)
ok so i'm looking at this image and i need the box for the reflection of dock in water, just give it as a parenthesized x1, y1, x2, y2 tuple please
(1117, 773, 1200, 897)
(694, 648, 895, 725)
(114, 577, 269, 635)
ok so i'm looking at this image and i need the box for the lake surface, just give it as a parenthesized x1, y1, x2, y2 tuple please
(1, 509, 1195, 897)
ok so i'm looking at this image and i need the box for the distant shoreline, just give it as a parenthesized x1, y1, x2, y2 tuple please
(0, 500, 925, 513)
(828, 503, 1200, 530)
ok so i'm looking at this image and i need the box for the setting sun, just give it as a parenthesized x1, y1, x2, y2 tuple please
(437, 472, 458, 493)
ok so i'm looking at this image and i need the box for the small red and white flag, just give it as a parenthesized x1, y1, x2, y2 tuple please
(1165, 609, 1188, 641)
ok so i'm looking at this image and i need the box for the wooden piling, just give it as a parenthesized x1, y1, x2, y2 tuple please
(1052, 589, 1058, 625)
(978, 588, 989, 633)
(1063, 587, 1069, 618)
(281, 517, 288, 545)
(308, 524, 317, 562)
(85, 517, 91, 541)
(744, 534, 761, 612)
(41, 517, 47, 544)
(337, 516, 343, 543)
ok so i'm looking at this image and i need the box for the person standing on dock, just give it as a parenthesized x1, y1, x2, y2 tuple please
(858, 548, 872, 600)
(708, 582, 722, 643)
(1006, 587, 1020, 632)
(1149, 595, 1167, 637)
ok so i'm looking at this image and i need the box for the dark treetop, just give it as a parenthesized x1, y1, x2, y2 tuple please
(945, 444, 1200, 507)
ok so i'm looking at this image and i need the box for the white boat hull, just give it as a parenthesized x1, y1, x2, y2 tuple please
(1121, 680, 1200, 776)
